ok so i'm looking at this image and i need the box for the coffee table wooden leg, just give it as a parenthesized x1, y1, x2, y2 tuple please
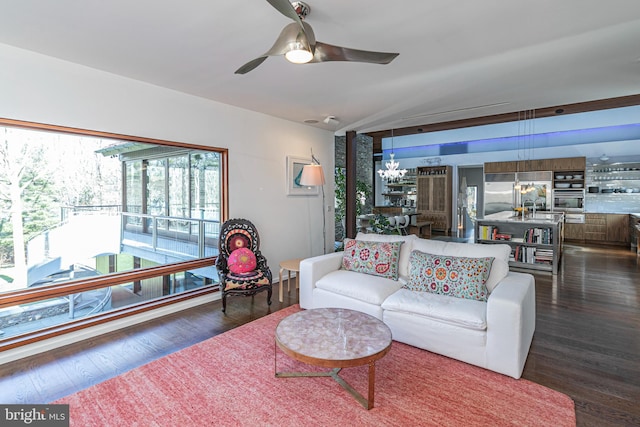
(330, 368, 373, 410)
(368, 361, 375, 409)
(277, 364, 376, 410)
(278, 267, 284, 302)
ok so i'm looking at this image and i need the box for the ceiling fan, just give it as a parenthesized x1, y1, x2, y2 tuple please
(235, 0, 399, 74)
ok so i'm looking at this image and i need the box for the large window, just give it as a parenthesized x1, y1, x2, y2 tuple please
(168, 155, 189, 219)
(125, 160, 143, 215)
(190, 152, 221, 221)
(0, 119, 227, 349)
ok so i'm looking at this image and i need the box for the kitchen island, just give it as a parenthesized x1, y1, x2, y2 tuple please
(475, 211, 564, 274)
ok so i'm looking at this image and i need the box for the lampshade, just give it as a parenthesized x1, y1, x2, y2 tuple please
(300, 164, 325, 186)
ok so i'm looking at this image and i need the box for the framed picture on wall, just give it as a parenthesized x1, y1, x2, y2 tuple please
(286, 155, 319, 196)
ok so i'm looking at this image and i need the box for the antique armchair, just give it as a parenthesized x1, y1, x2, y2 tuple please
(216, 218, 272, 312)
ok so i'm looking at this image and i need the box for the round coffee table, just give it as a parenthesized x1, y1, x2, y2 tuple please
(275, 308, 392, 409)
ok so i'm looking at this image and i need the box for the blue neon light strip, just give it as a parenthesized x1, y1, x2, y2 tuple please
(381, 123, 640, 159)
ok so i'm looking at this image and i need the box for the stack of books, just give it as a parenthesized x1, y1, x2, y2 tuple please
(534, 248, 554, 264)
(477, 226, 512, 241)
(523, 228, 553, 244)
(513, 246, 554, 265)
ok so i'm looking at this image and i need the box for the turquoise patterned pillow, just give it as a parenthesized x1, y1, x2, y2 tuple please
(342, 238, 403, 280)
(405, 250, 494, 301)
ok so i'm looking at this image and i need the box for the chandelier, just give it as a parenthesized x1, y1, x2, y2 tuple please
(377, 130, 407, 181)
(378, 153, 407, 181)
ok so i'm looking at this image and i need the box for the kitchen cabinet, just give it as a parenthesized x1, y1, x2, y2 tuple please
(585, 213, 607, 242)
(485, 156, 585, 173)
(564, 223, 585, 241)
(525, 159, 551, 172)
(584, 213, 629, 245)
(606, 214, 630, 244)
(631, 214, 640, 251)
(549, 157, 586, 172)
(484, 161, 518, 173)
(476, 213, 564, 274)
(417, 165, 452, 234)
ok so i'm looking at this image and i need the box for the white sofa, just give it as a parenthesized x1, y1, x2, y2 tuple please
(299, 233, 535, 379)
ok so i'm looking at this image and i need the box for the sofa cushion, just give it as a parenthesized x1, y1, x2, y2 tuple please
(405, 251, 494, 301)
(315, 269, 403, 305)
(411, 239, 510, 293)
(440, 242, 510, 293)
(381, 288, 487, 331)
(342, 238, 403, 280)
(355, 232, 418, 277)
(411, 238, 449, 256)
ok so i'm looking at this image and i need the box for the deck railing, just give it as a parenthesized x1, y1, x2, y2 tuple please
(121, 212, 220, 259)
(27, 208, 220, 271)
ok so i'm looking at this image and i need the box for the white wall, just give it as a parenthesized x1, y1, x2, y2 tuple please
(0, 42, 335, 267)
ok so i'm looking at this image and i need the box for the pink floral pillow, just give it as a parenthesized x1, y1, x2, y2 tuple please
(341, 238, 403, 280)
(228, 248, 257, 274)
(405, 250, 494, 301)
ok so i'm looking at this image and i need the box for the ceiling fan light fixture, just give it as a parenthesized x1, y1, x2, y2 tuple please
(284, 42, 313, 64)
(235, 0, 398, 74)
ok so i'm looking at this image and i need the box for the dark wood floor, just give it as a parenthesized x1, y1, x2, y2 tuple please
(0, 244, 638, 426)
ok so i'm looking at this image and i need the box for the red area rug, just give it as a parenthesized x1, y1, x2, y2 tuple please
(56, 305, 575, 426)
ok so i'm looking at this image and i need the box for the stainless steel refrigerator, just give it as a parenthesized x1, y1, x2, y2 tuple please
(484, 171, 552, 216)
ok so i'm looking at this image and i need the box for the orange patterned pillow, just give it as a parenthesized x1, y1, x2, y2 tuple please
(405, 250, 494, 301)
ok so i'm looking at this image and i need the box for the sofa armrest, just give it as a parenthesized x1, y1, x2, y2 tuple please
(485, 271, 536, 379)
(299, 252, 344, 309)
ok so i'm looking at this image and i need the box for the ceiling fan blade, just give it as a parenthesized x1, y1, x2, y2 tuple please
(268, 22, 313, 54)
(235, 56, 269, 74)
(312, 42, 399, 64)
(235, 23, 313, 74)
(265, 0, 305, 29)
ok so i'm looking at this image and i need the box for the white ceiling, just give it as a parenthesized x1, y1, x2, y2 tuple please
(1, 0, 639, 134)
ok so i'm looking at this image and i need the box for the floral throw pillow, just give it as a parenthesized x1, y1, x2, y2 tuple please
(405, 250, 494, 301)
(342, 238, 403, 280)
(228, 247, 257, 274)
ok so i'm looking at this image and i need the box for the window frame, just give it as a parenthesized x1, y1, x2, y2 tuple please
(0, 117, 228, 351)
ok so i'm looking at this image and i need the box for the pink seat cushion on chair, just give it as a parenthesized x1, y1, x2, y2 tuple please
(228, 248, 257, 274)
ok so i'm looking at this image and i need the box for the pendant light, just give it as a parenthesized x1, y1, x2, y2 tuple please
(377, 129, 407, 182)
